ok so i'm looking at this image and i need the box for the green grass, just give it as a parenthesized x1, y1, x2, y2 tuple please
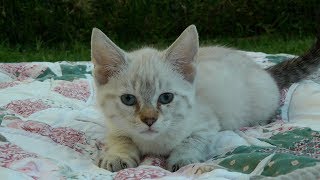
(0, 34, 315, 63)
(0, 41, 90, 63)
(206, 35, 315, 55)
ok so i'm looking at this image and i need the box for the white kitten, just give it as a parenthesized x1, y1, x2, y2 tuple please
(91, 25, 320, 172)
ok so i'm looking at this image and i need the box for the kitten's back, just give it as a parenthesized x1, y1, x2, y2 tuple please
(195, 47, 280, 129)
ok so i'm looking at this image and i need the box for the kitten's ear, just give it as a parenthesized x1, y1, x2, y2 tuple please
(165, 25, 199, 83)
(91, 28, 127, 85)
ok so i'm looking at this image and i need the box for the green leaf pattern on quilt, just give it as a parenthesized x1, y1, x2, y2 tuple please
(219, 128, 320, 176)
(265, 55, 290, 64)
(36, 68, 57, 81)
(36, 64, 91, 81)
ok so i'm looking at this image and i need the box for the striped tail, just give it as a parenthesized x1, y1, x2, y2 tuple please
(266, 35, 320, 89)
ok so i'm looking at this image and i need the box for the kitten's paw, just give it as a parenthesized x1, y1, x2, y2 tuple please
(167, 155, 199, 172)
(98, 152, 138, 172)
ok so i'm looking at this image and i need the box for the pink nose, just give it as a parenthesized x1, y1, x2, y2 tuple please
(141, 117, 157, 127)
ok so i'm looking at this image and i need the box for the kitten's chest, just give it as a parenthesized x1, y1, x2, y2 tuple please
(132, 133, 182, 156)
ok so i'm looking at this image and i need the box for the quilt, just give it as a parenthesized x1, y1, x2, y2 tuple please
(0, 52, 320, 179)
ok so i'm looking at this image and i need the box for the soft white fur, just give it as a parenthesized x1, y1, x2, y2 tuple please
(91, 25, 280, 172)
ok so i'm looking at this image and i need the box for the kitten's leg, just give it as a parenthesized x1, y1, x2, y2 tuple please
(167, 132, 213, 172)
(98, 135, 140, 172)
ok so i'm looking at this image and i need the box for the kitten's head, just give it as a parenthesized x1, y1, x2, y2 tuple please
(91, 25, 198, 139)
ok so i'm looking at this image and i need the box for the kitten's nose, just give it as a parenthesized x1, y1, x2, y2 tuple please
(141, 117, 157, 127)
(139, 107, 158, 127)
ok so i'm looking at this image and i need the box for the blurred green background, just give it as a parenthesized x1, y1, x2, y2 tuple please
(1, 0, 319, 62)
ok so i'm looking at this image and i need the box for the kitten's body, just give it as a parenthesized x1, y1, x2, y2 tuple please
(196, 47, 279, 130)
(91, 25, 320, 172)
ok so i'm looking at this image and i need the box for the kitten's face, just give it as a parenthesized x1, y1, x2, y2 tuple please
(98, 50, 194, 139)
(91, 25, 199, 139)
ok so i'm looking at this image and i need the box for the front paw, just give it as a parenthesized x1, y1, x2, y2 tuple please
(167, 154, 199, 172)
(98, 151, 139, 172)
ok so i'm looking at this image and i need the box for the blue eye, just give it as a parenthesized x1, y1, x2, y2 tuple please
(158, 93, 174, 104)
(120, 94, 137, 106)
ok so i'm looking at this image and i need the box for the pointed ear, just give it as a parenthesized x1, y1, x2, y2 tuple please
(91, 28, 127, 85)
(165, 25, 199, 83)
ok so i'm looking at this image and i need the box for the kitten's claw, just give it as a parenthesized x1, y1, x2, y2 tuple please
(172, 164, 180, 172)
(167, 157, 199, 172)
(121, 161, 128, 169)
(98, 152, 138, 172)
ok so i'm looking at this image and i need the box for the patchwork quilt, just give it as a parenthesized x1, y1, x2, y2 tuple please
(1, 52, 320, 179)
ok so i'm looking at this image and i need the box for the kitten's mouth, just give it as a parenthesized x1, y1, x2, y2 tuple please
(140, 128, 159, 134)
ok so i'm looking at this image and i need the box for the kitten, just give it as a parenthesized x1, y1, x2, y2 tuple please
(91, 25, 320, 172)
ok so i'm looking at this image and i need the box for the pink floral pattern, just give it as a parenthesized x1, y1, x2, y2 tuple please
(50, 127, 87, 151)
(0, 63, 46, 81)
(0, 63, 27, 78)
(141, 156, 166, 168)
(53, 80, 90, 101)
(274, 126, 294, 133)
(0, 143, 38, 168)
(4, 99, 51, 118)
(0, 81, 19, 89)
(7, 120, 88, 153)
(240, 121, 297, 139)
(279, 88, 289, 106)
(114, 167, 171, 180)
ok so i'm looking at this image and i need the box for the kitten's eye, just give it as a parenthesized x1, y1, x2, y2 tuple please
(158, 93, 174, 105)
(120, 94, 137, 106)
